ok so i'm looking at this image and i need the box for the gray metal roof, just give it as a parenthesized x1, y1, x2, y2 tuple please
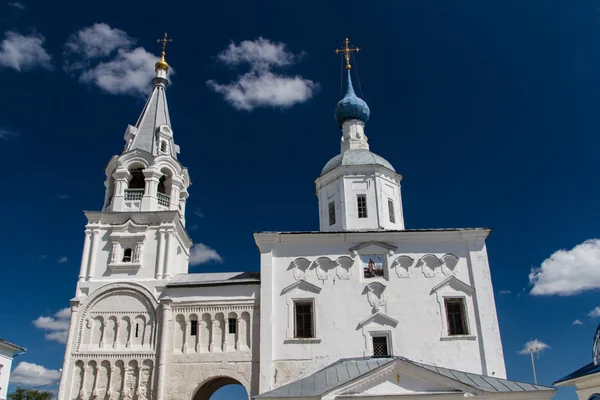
(167, 272, 260, 287)
(321, 149, 395, 175)
(0, 338, 26, 352)
(255, 357, 554, 399)
(130, 82, 176, 158)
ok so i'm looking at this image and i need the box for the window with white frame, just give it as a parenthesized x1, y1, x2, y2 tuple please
(388, 198, 395, 223)
(294, 300, 314, 338)
(357, 194, 367, 218)
(445, 298, 468, 335)
(372, 336, 390, 357)
(328, 201, 336, 226)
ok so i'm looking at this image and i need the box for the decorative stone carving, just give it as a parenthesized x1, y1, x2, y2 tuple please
(441, 254, 459, 276)
(313, 257, 336, 281)
(134, 242, 143, 263)
(417, 254, 442, 278)
(391, 255, 414, 278)
(365, 282, 386, 312)
(110, 243, 118, 264)
(290, 258, 311, 280)
(336, 256, 354, 279)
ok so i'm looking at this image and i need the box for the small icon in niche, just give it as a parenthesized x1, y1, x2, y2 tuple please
(361, 255, 384, 278)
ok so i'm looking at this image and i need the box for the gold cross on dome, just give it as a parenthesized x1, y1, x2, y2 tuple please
(157, 33, 172, 55)
(335, 38, 360, 70)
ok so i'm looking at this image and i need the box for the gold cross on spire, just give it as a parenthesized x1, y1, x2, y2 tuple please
(335, 38, 360, 70)
(157, 33, 172, 55)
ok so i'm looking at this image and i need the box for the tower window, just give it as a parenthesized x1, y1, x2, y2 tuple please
(328, 201, 336, 226)
(135, 323, 139, 338)
(128, 167, 146, 190)
(122, 248, 132, 263)
(372, 336, 390, 358)
(160, 140, 167, 153)
(388, 199, 395, 223)
(445, 298, 468, 335)
(357, 194, 367, 218)
(228, 318, 237, 334)
(190, 320, 198, 336)
(294, 301, 314, 338)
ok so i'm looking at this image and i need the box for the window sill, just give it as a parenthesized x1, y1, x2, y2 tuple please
(108, 262, 141, 271)
(440, 335, 477, 341)
(284, 338, 322, 344)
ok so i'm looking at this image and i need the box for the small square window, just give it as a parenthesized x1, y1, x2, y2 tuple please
(328, 201, 336, 226)
(445, 298, 468, 335)
(372, 336, 389, 357)
(190, 320, 198, 336)
(122, 248, 133, 263)
(228, 318, 237, 334)
(388, 199, 395, 223)
(357, 194, 367, 218)
(294, 301, 314, 338)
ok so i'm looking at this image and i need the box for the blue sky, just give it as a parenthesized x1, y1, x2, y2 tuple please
(2, 0, 600, 398)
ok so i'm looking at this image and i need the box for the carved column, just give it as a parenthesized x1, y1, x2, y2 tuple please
(56, 301, 80, 400)
(106, 366, 115, 399)
(156, 230, 165, 279)
(223, 317, 229, 353)
(86, 229, 100, 280)
(183, 319, 189, 354)
(163, 231, 173, 279)
(236, 317, 242, 351)
(79, 366, 88, 399)
(78, 230, 92, 281)
(99, 321, 106, 348)
(209, 318, 215, 353)
(113, 322, 121, 348)
(111, 169, 131, 211)
(126, 317, 133, 348)
(156, 300, 172, 400)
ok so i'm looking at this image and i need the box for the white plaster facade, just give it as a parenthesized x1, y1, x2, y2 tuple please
(0, 339, 25, 400)
(56, 54, 553, 400)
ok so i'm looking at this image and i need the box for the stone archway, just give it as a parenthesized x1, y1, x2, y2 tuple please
(192, 376, 249, 400)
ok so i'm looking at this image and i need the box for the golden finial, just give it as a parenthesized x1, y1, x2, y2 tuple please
(335, 38, 360, 70)
(155, 33, 172, 71)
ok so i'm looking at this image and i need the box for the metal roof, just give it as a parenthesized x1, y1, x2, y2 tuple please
(167, 272, 260, 287)
(554, 361, 600, 385)
(0, 338, 26, 352)
(255, 357, 554, 399)
(321, 149, 395, 175)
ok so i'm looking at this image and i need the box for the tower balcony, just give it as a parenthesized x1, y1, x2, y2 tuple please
(157, 192, 171, 209)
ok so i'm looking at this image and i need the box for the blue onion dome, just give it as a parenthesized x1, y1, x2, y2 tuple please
(334, 70, 370, 128)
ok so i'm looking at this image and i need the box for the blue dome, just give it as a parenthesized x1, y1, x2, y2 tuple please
(334, 71, 370, 128)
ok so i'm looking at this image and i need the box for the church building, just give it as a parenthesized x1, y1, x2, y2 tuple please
(56, 39, 556, 400)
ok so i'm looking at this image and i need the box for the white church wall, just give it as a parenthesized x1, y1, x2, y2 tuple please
(257, 230, 506, 392)
(0, 345, 18, 400)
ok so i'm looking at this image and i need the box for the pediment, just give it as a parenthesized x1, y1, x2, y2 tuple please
(336, 360, 465, 397)
(357, 311, 398, 329)
(280, 279, 322, 295)
(430, 276, 474, 295)
(109, 219, 148, 239)
(350, 241, 397, 254)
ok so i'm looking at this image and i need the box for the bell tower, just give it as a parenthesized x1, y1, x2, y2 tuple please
(77, 34, 192, 286)
(315, 39, 405, 232)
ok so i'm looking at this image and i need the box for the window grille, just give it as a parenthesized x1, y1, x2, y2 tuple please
(124, 189, 144, 201)
(357, 194, 367, 218)
(388, 199, 395, 223)
(328, 201, 336, 226)
(445, 298, 468, 335)
(228, 318, 237, 334)
(294, 301, 314, 338)
(372, 336, 389, 357)
(157, 192, 170, 207)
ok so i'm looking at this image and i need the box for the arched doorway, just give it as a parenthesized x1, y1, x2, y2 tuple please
(192, 377, 249, 400)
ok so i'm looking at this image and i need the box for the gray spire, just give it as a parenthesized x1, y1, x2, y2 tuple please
(125, 70, 179, 159)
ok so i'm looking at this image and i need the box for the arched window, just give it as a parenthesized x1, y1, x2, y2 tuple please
(160, 141, 167, 153)
(122, 248, 132, 263)
(128, 167, 145, 190)
(158, 176, 167, 195)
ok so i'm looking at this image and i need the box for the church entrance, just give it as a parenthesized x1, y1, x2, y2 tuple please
(192, 377, 249, 400)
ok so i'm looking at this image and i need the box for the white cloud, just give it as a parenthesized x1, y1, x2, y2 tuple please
(57, 194, 69, 200)
(499, 290, 511, 295)
(0, 32, 51, 72)
(207, 37, 318, 111)
(9, 2, 26, 10)
(194, 209, 205, 218)
(0, 127, 18, 140)
(529, 239, 600, 296)
(64, 23, 133, 60)
(189, 243, 222, 266)
(33, 307, 70, 343)
(517, 339, 550, 355)
(573, 319, 584, 325)
(11, 362, 61, 387)
(64, 24, 163, 97)
(589, 307, 600, 318)
(57, 256, 68, 263)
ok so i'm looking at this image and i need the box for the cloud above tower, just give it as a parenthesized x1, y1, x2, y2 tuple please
(0, 31, 52, 72)
(63, 23, 164, 97)
(207, 37, 319, 111)
(529, 239, 600, 296)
